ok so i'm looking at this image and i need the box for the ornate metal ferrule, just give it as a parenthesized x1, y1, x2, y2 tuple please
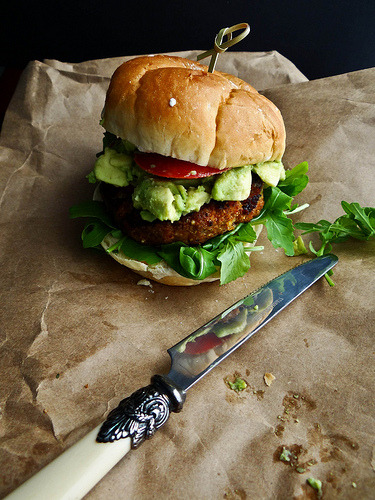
(96, 375, 186, 448)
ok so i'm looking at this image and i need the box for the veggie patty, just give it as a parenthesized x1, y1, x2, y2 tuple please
(100, 174, 264, 246)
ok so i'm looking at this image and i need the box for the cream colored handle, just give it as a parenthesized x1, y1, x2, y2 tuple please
(5, 425, 131, 500)
(6, 376, 182, 499)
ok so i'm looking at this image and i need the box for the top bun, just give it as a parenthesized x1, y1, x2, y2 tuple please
(102, 55, 285, 170)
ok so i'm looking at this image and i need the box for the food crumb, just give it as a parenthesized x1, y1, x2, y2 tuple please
(307, 478, 322, 496)
(137, 279, 152, 287)
(293, 235, 308, 255)
(279, 447, 294, 462)
(225, 376, 247, 392)
(264, 372, 276, 386)
(169, 97, 177, 107)
(84, 384, 89, 389)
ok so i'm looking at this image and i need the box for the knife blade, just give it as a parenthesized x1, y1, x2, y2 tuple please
(6, 254, 338, 500)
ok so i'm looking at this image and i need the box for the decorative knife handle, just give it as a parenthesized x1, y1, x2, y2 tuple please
(6, 375, 186, 500)
(97, 374, 186, 448)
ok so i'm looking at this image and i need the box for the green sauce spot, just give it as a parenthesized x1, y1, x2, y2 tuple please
(227, 377, 247, 392)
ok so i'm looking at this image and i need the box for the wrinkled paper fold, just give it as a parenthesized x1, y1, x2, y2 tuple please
(0, 51, 374, 499)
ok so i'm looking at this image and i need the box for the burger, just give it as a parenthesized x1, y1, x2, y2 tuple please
(70, 55, 308, 285)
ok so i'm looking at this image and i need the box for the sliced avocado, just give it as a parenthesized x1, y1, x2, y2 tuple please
(211, 166, 252, 201)
(293, 235, 308, 255)
(252, 160, 285, 187)
(133, 177, 210, 222)
(213, 308, 248, 338)
(133, 178, 185, 221)
(94, 148, 134, 187)
(183, 186, 210, 214)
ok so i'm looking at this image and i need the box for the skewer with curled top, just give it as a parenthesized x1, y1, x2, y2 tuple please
(197, 22, 250, 73)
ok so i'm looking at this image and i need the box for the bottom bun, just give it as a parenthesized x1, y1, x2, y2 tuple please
(101, 225, 263, 286)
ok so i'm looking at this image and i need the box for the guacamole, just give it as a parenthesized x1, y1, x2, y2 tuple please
(93, 147, 285, 222)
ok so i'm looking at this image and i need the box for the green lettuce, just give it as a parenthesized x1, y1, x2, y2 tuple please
(295, 201, 375, 286)
(69, 201, 261, 284)
(251, 161, 309, 256)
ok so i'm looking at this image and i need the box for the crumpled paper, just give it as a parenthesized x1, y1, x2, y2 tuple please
(0, 51, 374, 499)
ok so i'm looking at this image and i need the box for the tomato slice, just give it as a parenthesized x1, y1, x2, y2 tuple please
(184, 331, 224, 355)
(134, 152, 225, 179)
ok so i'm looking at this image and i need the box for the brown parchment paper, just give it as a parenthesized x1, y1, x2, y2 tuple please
(0, 51, 374, 500)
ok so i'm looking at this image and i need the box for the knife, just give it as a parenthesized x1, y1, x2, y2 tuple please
(6, 254, 338, 500)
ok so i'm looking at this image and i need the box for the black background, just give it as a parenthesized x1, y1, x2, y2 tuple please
(1, 0, 375, 80)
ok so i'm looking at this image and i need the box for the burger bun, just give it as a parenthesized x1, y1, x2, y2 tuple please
(100, 227, 263, 286)
(102, 55, 285, 170)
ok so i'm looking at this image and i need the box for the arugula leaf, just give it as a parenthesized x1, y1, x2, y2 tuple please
(233, 223, 258, 243)
(295, 201, 374, 285)
(179, 246, 218, 280)
(277, 161, 309, 197)
(158, 244, 217, 281)
(69, 200, 115, 228)
(254, 187, 295, 255)
(250, 162, 310, 257)
(202, 222, 255, 252)
(265, 213, 295, 256)
(70, 200, 259, 284)
(295, 201, 375, 251)
(341, 201, 375, 237)
(217, 240, 251, 285)
(263, 185, 293, 212)
(96, 131, 137, 157)
(156, 243, 189, 278)
(329, 217, 367, 241)
(81, 220, 112, 248)
(119, 236, 163, 266)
